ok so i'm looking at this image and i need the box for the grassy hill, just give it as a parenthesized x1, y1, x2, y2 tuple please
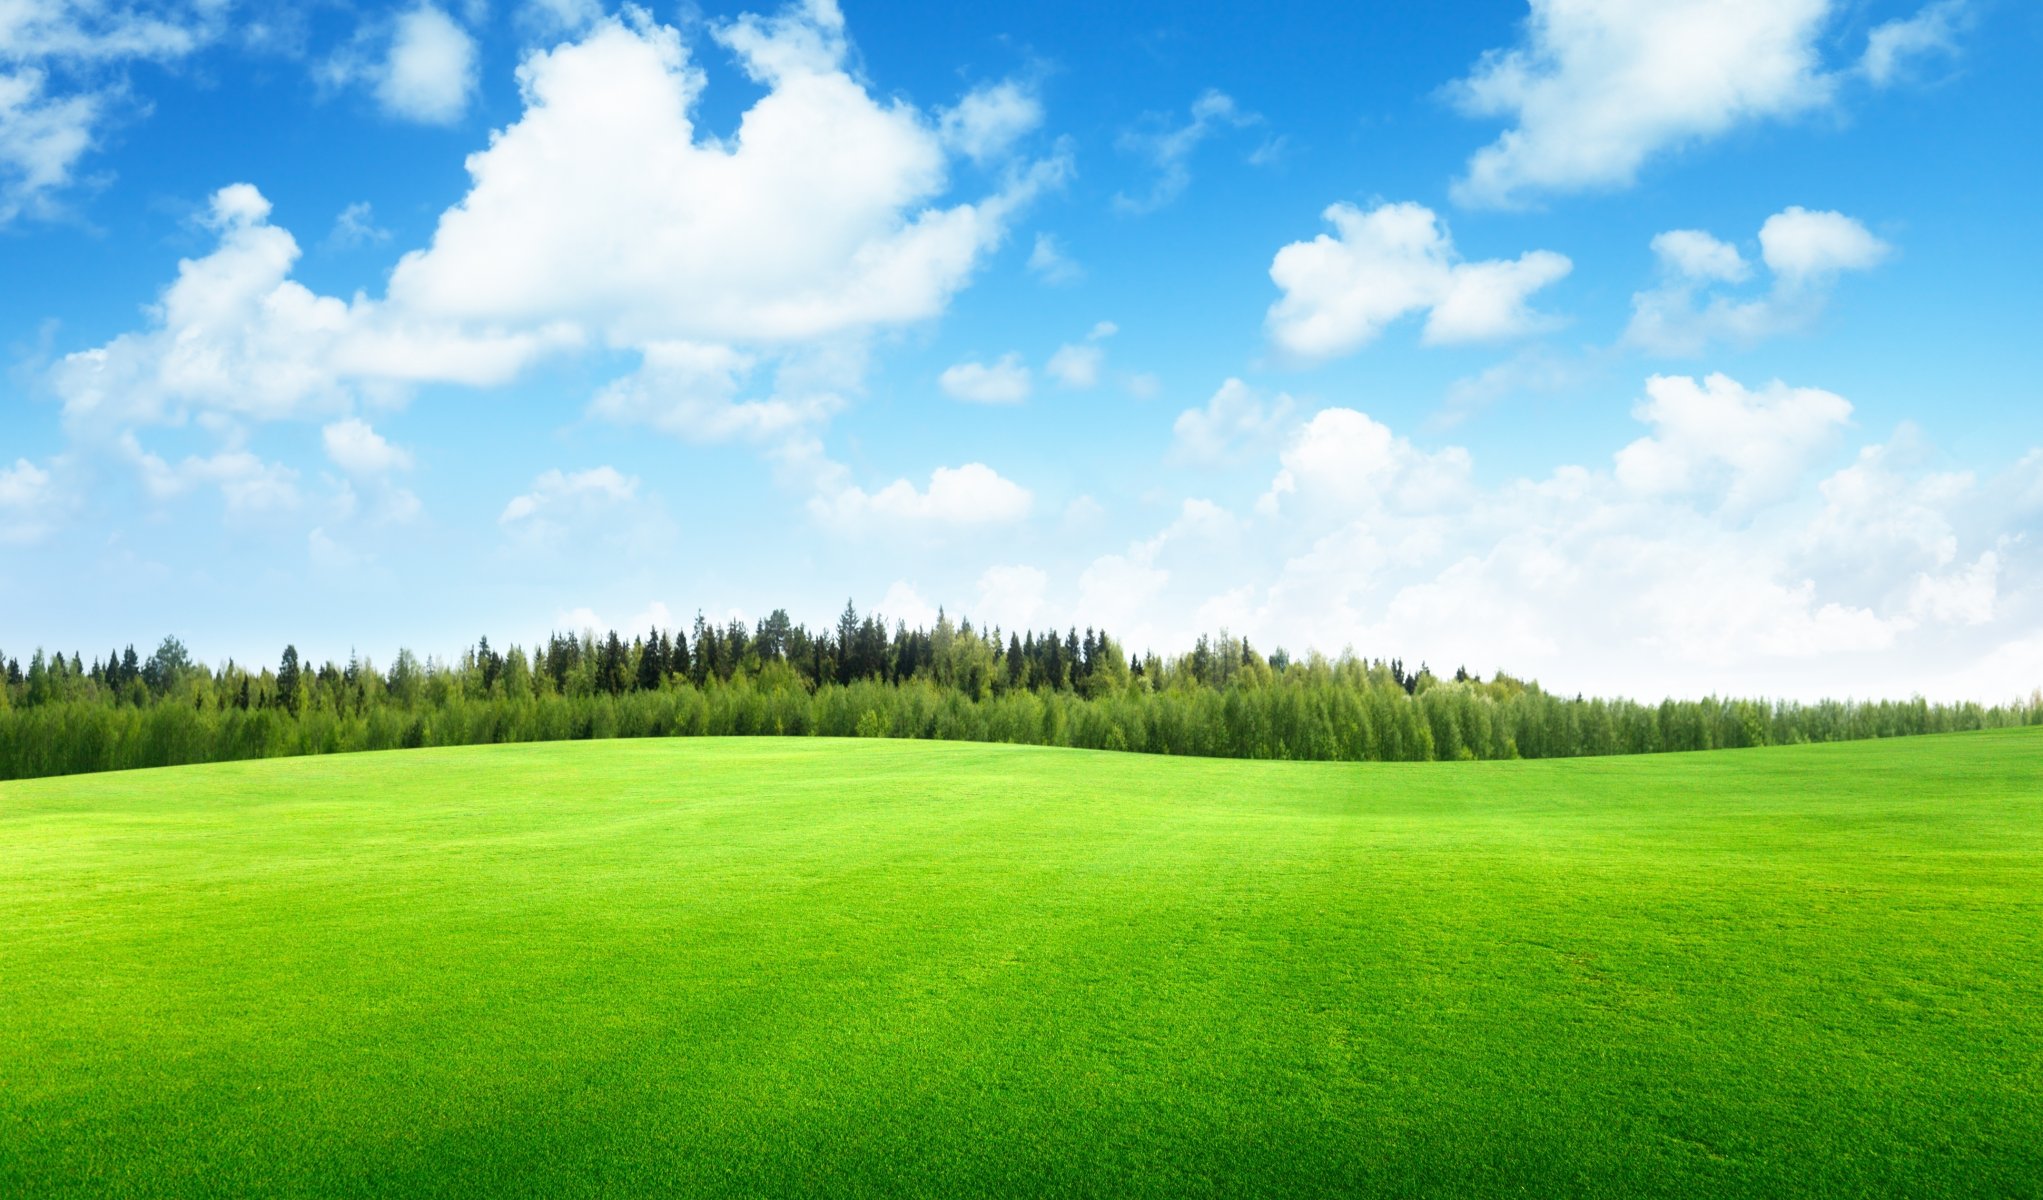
(4, 732, 2039, 1197)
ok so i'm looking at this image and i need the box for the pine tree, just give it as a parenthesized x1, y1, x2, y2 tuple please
(277, 645, 303, 716)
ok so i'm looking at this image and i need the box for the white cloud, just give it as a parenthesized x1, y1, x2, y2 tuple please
(1266, 201, 1570, 362)
(0, 0, 228, 223)
(1259, 407, 1473, 516)
(1448, 0, 1835, 208)
(53, 184, 572, 436)
(1114, 88, 1260, 214)
(1650, 229, 1750, 283)
(377, 5, 478, 124)
(122, 433, 303, 516)
(811, 462, 1033, 528)
(1758, 205, 1891, 281)
(321, 418, 413, 475)
(386, 9, 1059, 348)
(875, 580, 939, 630)
(1614, 373, 1851, 507)
(939, 354, 1031, 405)
(1044, 320, 1116, 389)
(938, 79, 1041, 165)
(1076, 373, 2042, 700)
(327, 200, 391, 249)
(0, 456, 64, 543)
(1862, 0, 1973, 86)
(1026, 232, 1081, 284)
(501, 465, 639, 525)
(589, 340, 846, 440)
(1626, 207, 1890, 355)
(1172, 378, 1294, 465)
(975, 564, 1048, 632)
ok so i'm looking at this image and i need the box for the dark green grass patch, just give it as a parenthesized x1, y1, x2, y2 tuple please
(3, 731, 2040, 1197)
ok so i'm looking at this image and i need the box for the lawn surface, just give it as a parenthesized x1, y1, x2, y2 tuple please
(3, 732, 2040, 1197)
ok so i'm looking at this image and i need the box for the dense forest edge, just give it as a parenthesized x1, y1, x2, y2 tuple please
(4, 603, 2039, 781)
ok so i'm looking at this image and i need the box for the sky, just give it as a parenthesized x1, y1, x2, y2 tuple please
(3, 0, 2040, 702)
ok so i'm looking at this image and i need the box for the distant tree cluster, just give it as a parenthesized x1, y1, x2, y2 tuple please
(2, 605, 2037, 782)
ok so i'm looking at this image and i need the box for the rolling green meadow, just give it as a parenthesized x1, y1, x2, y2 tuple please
(4, 731, 2040, 1197)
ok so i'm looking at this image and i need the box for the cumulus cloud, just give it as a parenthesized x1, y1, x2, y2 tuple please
(1266, 201, 1570, 362)
(810, 462, 1032, 528)
(1113, 88, 1260, 214)
(52, 184, 569, 437)
(386, 8, 1059, 348)
(1172, 378, 1294, 465)
(1626, 206, 1890, 355)
(1258, 407, 1473, 516)
(377, 5, 478, 124)
(121, 433, 302, 517)
(939, 354, 1032, 405)
(1613, 373, 1852, 507)
(321, 418, 413, 474)
(1447, 0, 1835, 208)
(1088, 373, 2041, 700)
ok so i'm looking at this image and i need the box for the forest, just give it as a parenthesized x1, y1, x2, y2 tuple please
(3, 602, 2037, 781)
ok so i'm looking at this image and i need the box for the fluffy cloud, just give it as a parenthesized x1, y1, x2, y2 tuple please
(321, 418, 413, 475)
(1113, 88, 1259, 214)
(1626, 207, 1890, 355)
(1613, 373, 1852, 507)
(938, 80, 1042, 165)
(1448, 0, 1835, 208)
(386, 7, 1058, 348)
(1266, 201, 1570, 362)
(53, 184, 569, 436)
(376, 6, 478, 125)
(1172, 378, 1294, 464)
(1258, 407, 1473, 515)
(939, 354, 1031, 405)
(122, 434, 302, 517)
(501, 465, 637, 524)
(1089, 373, 2040, 701)
(810, 462, 1032, 528)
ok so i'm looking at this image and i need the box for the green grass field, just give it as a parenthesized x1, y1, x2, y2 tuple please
(4, 732, 2040, 1197)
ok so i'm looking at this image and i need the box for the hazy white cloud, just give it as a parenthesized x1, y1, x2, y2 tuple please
(1026, 232, 1081, 284)
(1448, 0, 1835, 208)
(976, 564, 1049, 631)
(1267, 200, 1570, 362)
(0, 0, 230, 223)
(327, 200, 392, 249)
(1172, 378, 1294, 464)
(122, 433, 303, 516)
(1114, 88, 1260, 214)
(53, 184, 571, 435)
(1258, 407, 1473, 516)
(0, 456, 64, 543)
(377, 5, 478, 124)
(1626, 207, 1890, 355)
(1862, 0, 1973, 86)
(1044, 320, 1116, 389)
(939, 353, 1031, 405)
(811, 462, 1033, 528)
(938, 79, 1041, 165)
(321, 418, 413, 474)
(875, 580, 940, 630)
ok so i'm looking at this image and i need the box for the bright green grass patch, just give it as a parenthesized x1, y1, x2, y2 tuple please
(3, 732, 2040, 1197)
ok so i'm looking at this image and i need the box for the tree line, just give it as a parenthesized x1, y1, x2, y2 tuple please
(2, 602, 2037, 781)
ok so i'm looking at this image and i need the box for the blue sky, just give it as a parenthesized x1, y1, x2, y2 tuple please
(3, 0, 2040, 701)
